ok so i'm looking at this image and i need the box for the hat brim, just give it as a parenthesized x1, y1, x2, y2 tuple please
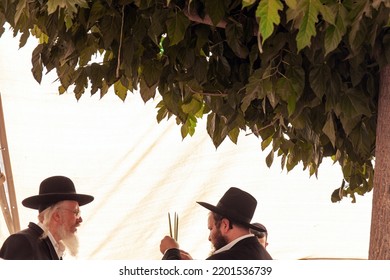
(197, 201, 262, 231)
(22, 193, 94, 210)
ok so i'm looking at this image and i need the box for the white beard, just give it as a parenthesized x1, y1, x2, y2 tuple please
(58, 225, 80, 257)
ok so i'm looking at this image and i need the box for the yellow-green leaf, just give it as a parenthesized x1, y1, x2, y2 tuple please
(285, 0, 297, 9)
(114, 80, 128, 101)
(324, 4, 348, 56)
(296, 0, 322, 52)
(242, 0, 257, 9)
(261, 136, 273, 151)
(228, 127, 239, 144)
(256, 0, 283, 43)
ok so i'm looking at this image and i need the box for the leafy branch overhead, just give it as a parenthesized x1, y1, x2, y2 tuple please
(1, 0, 389, 202)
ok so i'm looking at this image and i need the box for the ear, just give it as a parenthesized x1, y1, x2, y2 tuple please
(52, 209, 62, 223)
(220, 218, 231, 234)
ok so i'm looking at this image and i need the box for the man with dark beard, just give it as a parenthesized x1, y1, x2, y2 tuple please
(160, 187, 272, 260)
(0, 175, 94, 260)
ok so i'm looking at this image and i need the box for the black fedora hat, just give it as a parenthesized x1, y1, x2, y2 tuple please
(197, 187, 263, 231)
(22, 176, 94, 212)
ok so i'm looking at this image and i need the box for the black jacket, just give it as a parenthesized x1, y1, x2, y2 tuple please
(0, 222, 59, 260)
(163, 236, 272, 260)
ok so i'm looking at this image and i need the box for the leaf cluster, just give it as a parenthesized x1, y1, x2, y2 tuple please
(1, 0, 389, 202)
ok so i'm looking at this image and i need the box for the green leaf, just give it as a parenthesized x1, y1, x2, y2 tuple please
(285, 0, 297, 9)
(31, 44, 44, 83)
(140, 79, 157, 103)
(57, 63, 76, 90)
(261, 136, 273, 151)
(87, 1, 107, 28)
(142, 60, 162, 88)
(79, 36, 99, 66)
(89, 63, 106, 95)
(99, 14, 121, 49)
(276, 77, 291, 100)
(64, 14, 73, 31)
(309, 64, 331, 99)
(166, 11, 190, 46)
(348, 1, 371, 55)
(348, 122, 373, 158)
(322, 113, 336, 147)
(228, 127, 239, 144)
(46, 0, 88, 15)
(181, 115, 197, 138)
(242, 69, 265, 112)
(114, 80, 128, 101)
(339, 115, 361, 136)
(74, 68, 88, 97)
(256, 0, 283, 43)
(182, 95, 203, 115)
(266, 149, 274, 167)
(266, 85, 279, 109)
(286, 150, 299, 171)
(324, 25, 342, 56)
(207, 113, 226, 148)
(225, 22, 249, 59)
(156, 101, 170, 123)
(149, 10, 166, 45)
(205, 0, 226, 26)
(276, 65, 304, 116)
(193, 57, 208, 84)
(15, 0, 27, 26)
(295, 0, 322, 52)
(287, 93, 297, 116)
(324, 4, 348, 56)
(331, 186, 343, 203)
(194, 25, 210, 54)
(339, 89, 372, 118)
(99, 80, 109, 99)
(317, 3, 335, 25)
(242, 0, 257, 9)
(58, 85, 66, 95)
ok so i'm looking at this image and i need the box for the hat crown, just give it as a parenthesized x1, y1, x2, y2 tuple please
(216, 187, 257, 224)
(39, 176, 76, 195)
(197, 187, 258, 228)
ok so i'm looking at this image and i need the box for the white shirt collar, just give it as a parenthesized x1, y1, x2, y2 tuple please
(37, 222, 65, 259)
(213, 234, 254, 255)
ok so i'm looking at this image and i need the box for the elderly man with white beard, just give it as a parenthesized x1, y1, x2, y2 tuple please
(0, 176, 94, 260)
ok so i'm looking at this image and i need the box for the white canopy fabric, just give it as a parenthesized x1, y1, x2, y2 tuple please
(0, 28, 372, 260)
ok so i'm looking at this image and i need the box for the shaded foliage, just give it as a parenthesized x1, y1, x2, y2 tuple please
(1, 0, 389, 202)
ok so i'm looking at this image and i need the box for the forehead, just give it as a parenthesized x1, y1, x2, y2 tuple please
(207, 212, 215, 225)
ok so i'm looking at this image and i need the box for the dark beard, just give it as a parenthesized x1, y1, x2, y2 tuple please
(211, 229, 228, 253)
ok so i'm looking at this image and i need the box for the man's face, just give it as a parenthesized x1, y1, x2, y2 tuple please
(57, 200, 82, 256)
(207, 213, 227, 252)
(57, 200, 82, 234)
(257, 236, 268, 248)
